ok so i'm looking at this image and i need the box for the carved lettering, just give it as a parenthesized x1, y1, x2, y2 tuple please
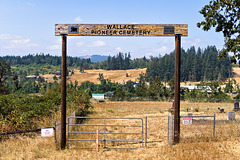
(107, 25, 112, 29)
(106, 24, 135, 30)
(90, 28, 151, 36)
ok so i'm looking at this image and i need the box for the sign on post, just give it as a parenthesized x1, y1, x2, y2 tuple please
(55, 24, 188, 37)
(41, 128, 54, 137)
(182, 118, 192, 125)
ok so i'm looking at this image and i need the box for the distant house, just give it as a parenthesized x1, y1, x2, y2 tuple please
(92, 94, 105, 100)
(52, 71, 61, 75)
(26, 75, 37, 79)
(180, 85, 198, 90)
(166, 85, 219, 93)
(232, 91, 237, 94)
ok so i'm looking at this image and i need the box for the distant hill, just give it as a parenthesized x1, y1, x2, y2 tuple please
(78, 55, 108, 62)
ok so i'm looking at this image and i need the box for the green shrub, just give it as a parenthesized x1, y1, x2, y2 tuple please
(0, 85, 91, 132)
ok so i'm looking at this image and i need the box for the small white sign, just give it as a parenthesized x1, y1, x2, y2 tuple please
(183, 118, 192, 125)
(41, 128, 54, 137)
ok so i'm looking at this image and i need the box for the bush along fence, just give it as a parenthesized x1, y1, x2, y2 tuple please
(1, 111, 77, 143)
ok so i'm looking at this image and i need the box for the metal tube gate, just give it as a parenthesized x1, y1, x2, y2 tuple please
(67, 116, 147, 149)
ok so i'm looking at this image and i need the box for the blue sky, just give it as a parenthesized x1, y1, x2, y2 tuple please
(0, 0, 224, 58)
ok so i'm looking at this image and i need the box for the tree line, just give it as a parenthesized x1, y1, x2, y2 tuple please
(0, 45, 232, 83)
(146, 46, 232, 82)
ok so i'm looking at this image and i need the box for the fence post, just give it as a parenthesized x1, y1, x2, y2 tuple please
(142, 118, 144, 147)
(54, 120, 56, 144)
(96, 129, 99, 152)
(145, 116, 147, 147)
(67, 117, 69, 147)
(168, 115, 169, 143)
(104, 118, 106, 148)
(213, 114, 215, 137)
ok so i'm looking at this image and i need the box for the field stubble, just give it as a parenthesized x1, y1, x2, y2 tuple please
(1, 101, 240, 159)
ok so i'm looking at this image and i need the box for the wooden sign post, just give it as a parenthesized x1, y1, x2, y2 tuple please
(55, 24, 188, 149)
(174, 34, 181, 144)
(60, 34, 67, 149)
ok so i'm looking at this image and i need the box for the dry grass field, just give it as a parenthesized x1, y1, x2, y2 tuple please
(1, 101, 240, 160)
(42, 68, 146, 84)
(233, 67, 240, 84)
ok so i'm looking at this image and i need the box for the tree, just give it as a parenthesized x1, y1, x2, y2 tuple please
(12, 73, 21, 91)
(148, 76, 163, 100)
(53, 75, 58, 81)
(112, 87, 125, 101)
(224, 79, 233, 93)
(97, 73, 104, 81)
(197, 0, 240, 64)
(0, 60, 11, 94)
(135, 73, 148, 98)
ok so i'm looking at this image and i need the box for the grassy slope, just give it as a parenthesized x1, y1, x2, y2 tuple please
(43, 66, 240, 86)
(42, 68, 147, 84)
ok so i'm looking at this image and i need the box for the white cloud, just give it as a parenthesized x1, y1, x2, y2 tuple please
(74, 16, 82, 22)
(47, 45, 61, 50)
(116, 47, 122, 51)
(76, 40, 106, 48)
(0, 34, 21, 40)
(88, 41, 106, 47)
(4, 38, 38, 49)
(0, 34, 39, 50)
(131, 22, 139, 24)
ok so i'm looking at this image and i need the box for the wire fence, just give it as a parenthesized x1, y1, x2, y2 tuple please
(180, 114, 215, 142)
(168, 114, 216, 144)
(0, 128, 53, 143)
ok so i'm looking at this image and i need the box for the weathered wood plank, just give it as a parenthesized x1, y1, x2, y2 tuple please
(55, 24, 188, 36)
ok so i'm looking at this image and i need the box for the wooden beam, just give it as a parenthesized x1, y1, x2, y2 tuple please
(55, 24, 188, 37)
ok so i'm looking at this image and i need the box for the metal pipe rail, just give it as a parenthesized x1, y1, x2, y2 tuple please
(67, 116, 147, 149)
(68, 124, 142, 127)
(180, 115, 215, 118)
(69, 131, 142, 135)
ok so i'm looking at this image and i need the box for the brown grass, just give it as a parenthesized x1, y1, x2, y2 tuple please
(42, 68, 146, 84)
(232, 67, 240, 87)
(1, 101, 240, 159)
(43, 66, 240, 88)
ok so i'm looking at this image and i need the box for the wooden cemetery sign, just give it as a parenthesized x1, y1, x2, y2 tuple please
(55, 24, 188, 37)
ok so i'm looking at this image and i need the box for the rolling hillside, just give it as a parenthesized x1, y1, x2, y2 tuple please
(43, 68, 147, 84)
(43, 67, 240, 86)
